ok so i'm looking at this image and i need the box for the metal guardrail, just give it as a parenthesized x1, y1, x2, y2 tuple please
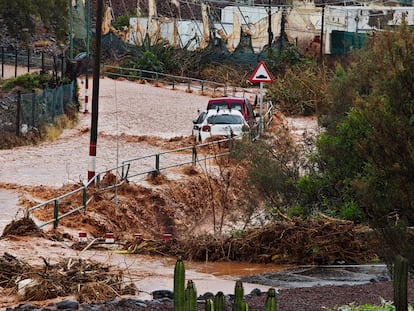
(104, 65, 256, 98)
(26, 138, 234, 229)
(26, 163, 130, 229)
(122, 138, 233, 180)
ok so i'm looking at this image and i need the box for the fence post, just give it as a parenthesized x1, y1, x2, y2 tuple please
(201, 81, 204, 94)
(1, 47, 4, 79)
(224, 85, 227, 97)
(41, 52, 45, 72)
(53, 199, 59, 229)
(52, 88, 57, 121)
(14, 49, 17, 77)
(27, 47, 30, 73)
(16, 91, 21, 136)
(31, 90, 35, 128)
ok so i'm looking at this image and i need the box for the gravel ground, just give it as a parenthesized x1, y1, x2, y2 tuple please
(6, 280, 414, 310)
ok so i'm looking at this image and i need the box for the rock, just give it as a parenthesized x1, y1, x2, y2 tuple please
(200, 291, 215, 300)
(249, 288, 262, 297)
(6, 304, 40, 311)
(152, 289, 173, 299)
(56, 299, 78, 309)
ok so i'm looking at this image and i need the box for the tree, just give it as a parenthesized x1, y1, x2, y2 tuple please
(311, 25, 414, 270)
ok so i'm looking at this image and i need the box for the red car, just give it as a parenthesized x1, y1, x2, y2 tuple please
(206, 97, 257, 128)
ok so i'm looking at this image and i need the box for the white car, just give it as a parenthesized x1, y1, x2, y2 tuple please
(192, 110, 209, 142)
(197, 109, 249, 142)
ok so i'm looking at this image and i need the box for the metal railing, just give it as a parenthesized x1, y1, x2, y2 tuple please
(122, 138, 233, 180)
(26, 138, 234, 229)
(104, 65, 256, 98)
(26, 163, 130, 229)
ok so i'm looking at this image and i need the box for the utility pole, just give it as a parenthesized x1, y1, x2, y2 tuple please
(69, 0, 73, 62)
(88, 0, 104, 182)
(319, 4, 325, 63)
(85, 0, 90, 113)
(267, 0, 273, 56)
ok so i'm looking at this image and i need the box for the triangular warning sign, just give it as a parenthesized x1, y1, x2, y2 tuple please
(249, 61, 273, 83)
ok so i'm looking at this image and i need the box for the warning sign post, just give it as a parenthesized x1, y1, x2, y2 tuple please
(249, 61, 273, 136)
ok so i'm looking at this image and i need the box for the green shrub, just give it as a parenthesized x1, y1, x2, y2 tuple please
(339, 201, 364, 223)
(1, 72, 52, 91)
(113, 14, 131, 30)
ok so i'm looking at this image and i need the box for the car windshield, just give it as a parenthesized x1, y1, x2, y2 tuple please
(232, 103, 243, 112)
(209, 102, 229, 110)
(208, 114, 243, 125)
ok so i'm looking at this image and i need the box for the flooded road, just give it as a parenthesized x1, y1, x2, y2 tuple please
(0, 67, 387, 308)
(0, 189, 24, 232)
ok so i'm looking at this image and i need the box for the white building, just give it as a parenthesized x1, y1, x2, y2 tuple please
(125, 2, 414, 55)
(323, 5, 414, 54)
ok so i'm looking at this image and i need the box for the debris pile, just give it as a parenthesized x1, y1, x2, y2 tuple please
(1, 217, 45, 238)
(122, 216, 377, 266)
(0, 253, 134, 303)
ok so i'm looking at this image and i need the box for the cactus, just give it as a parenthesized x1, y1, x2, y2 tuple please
(240, 300, 249, 311)
(185, 280, 197, 311)
(205, 298, 214, 311)
(174, 258, 185, 311)
(173, 263, 272, 311)
(265, 288, 277, 311)
(232, 281, 244, 311)
(393, 255, 408, 311)
(214, 291, 225, 311)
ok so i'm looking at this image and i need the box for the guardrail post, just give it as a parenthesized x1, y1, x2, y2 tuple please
(82, 186, 87, 209)
(192, 146, 197, 165)
(53, 199, 59, 229)
(201, 81, 204, 94)
(96, 173, 101, 188)
(172, 78, 175, 89)
(224, 85, 227, 97)
(187, 80, 191, 93)
(155, 154, 160, 173)
(228, 138, 233, 152)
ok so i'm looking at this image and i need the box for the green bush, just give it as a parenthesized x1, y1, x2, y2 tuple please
(134, 50, 164, 74)
(339, 201, 364, 223)
(1, 72, 52, 91)
(113, 14, 131, 30)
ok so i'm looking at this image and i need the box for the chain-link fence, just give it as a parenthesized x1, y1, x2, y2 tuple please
(0, 81, 76, 141)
